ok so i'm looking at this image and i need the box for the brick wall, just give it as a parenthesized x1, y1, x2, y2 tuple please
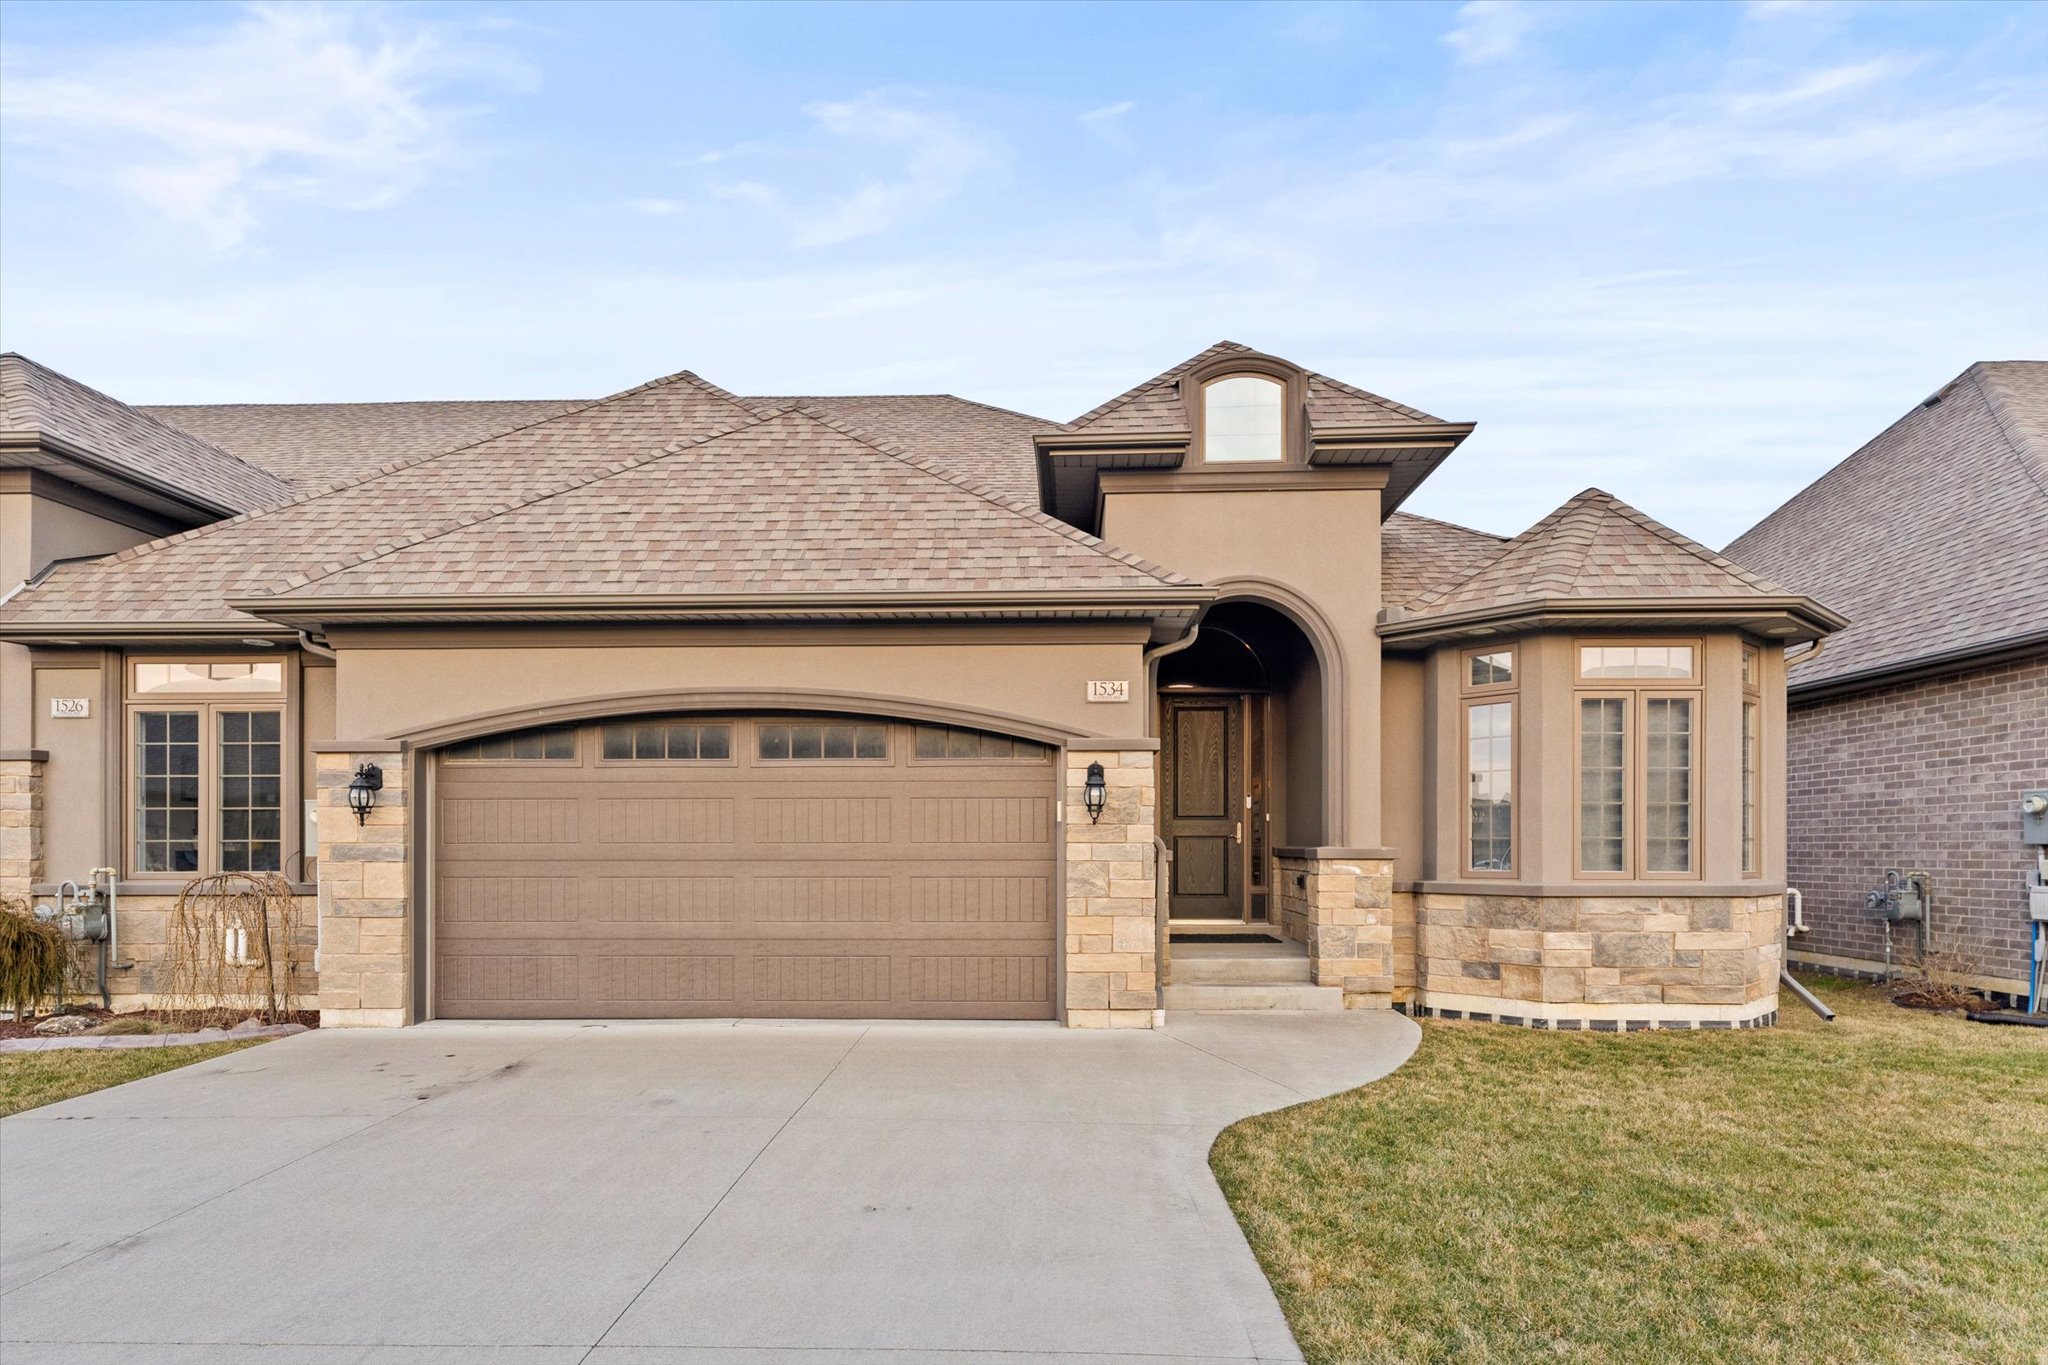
(1785, 652, 2048, 989)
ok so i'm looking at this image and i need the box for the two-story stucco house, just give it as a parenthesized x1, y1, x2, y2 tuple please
(0, 343, 1842, 1029)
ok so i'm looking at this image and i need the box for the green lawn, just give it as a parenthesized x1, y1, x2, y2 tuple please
(0, 1040, 264, 1117)
(1211, 979, 2048, 1365)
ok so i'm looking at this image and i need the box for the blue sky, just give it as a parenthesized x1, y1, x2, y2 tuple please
(1, 0, 2043, 544)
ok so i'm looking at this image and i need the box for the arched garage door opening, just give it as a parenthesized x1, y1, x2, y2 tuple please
(430, 712, 1058, 1020)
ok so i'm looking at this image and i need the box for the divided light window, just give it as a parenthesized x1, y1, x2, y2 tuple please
(128, 659, 288, 878)
(912, 723, 1050, 762)
(757, 722, 887, 761)
(1574, 640, 1700, 878)
(442, 726, 577, 762)
(602, 721, 732, 761)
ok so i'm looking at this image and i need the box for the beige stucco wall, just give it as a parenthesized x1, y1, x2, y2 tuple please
(326, 623, 1155, 744)
(2, 477, 175, 750)
(1100, 482, 1383, 847)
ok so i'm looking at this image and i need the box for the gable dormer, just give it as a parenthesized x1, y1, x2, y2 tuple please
(1034, 342, 1472, 532)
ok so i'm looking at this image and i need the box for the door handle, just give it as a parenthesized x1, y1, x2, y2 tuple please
(1233, 821, 1243, 843)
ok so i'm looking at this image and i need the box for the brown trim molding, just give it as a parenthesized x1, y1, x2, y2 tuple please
(1098, 467, 1388, 495)
(325, 620, 1155, 651)
(1377, 596, 1848, 648)
(1788, 632, 2048, 702)
(1400, 879, 1787, 897)
(311, 740, 405, 755)
(0, 749, 49, 763)
(381, 687, 1138, 751)
(0, 468, 188, 539)
(1207, 576, 1351, 846)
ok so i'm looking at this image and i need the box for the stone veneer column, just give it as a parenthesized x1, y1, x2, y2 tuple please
(1274, 849, 1396, 1007)
(0, 752, 45, 906)
(315, 748, 411, 1027)
(1061, 746, 1158, 1028)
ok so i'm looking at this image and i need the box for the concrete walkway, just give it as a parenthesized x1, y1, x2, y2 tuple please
(0, 1010, 1418, 1364)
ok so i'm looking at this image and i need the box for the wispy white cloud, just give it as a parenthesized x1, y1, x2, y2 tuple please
(1078, 99, 1138, 152)
(1443, 1, 1538, 65)
(706, 92, 993, 248)
(627, 198, 687, 217)
(0, 2, 532, 248)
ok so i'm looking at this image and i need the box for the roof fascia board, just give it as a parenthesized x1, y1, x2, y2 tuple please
(0, 434, 239, 522)
(230, 586, 1216, 624)
(1377, 594, 1848, 647)
(1788, 630, 2048, 701)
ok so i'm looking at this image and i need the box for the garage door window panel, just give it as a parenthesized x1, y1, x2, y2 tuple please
(911, 723, 1053, 763)
(601, 721, 734, 763)
(442, 725, 578, 762)
(757, 722, 888, 761)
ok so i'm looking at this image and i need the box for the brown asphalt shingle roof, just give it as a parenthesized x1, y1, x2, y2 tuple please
(145, 391, 1052, 503)
(3, 375, 1187, 631)
(746, 394, 1047, 503)
(1410, 489, 1786, 619)
(247, 406, 1189, 610)
(1, 353, 293, 515)
(1725, 360, 2048, 689)
(1381, 512, 1507, 609)
(1, 369, 763, 627)
(1057, 341, 1443, 435)
(141, 398, 587, 489)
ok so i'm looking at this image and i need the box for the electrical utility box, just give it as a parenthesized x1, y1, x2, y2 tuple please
(2022, 790, 2048, 847)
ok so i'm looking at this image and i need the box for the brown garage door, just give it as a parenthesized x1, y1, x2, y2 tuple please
(432, 714, 1058, 1020)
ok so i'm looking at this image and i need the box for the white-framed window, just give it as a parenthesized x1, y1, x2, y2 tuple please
(1202, 374, 1285, 462)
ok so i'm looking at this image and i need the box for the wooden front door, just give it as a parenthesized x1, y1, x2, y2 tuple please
(1162, 696, 1244, 920)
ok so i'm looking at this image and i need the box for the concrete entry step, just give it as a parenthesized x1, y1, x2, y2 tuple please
(1161, 983, 1344, 1011)
(1170, 938, 1314, 986)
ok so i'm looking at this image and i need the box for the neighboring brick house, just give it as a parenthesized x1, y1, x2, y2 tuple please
(3, 342, 1844, 1031)
(1727, 361, 2048, 997)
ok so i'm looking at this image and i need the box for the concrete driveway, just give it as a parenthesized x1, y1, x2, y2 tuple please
(1, 1011, 1417, 1364)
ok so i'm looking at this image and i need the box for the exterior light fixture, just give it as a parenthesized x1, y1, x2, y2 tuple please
(1083, 762, 1108, 823)
(346, 763, 384, 825)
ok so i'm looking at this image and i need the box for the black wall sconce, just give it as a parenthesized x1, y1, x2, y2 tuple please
(1083, 761, 1108, 823)
(346, 763, 384, 825)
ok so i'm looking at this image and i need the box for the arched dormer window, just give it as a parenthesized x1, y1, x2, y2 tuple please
(1202, 374, 1285, 462)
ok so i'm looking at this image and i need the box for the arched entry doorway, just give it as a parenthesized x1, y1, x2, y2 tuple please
(1157, 600, 1326, 927)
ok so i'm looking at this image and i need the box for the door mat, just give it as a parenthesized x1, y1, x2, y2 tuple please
(1170, 933, 1284, 944)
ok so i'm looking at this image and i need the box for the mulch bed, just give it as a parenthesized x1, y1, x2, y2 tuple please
(0, 1008, 319, 1041)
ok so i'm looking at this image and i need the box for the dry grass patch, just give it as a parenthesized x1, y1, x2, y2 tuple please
(0, 1040, 264, 1117)
(1211, 979, 2048, 1365)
